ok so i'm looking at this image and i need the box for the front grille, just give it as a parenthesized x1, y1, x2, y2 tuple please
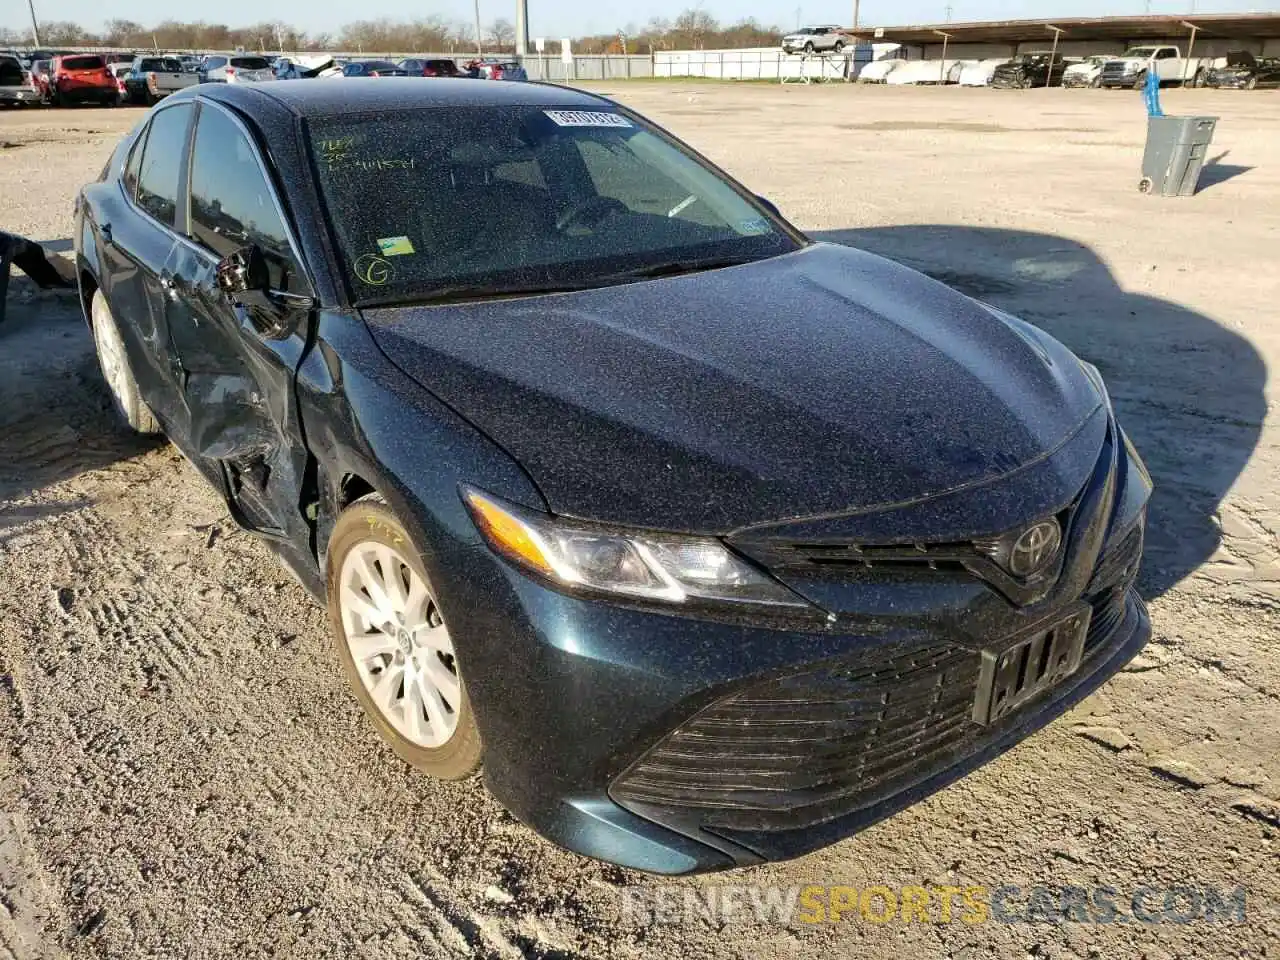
(1101, 63, 1129, 79)
(612, 642, 983, 833)
(613, 521, 1145, 836)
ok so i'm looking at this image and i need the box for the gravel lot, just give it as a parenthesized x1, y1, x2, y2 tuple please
(1, 83, 1277, 959)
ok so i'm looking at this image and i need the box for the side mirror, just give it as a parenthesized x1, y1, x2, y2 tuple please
(756, 195, 782, 218)
(215, 244, 311, 340)
(215, 243, 269, 299)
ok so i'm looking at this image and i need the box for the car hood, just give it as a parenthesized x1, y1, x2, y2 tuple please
(361, 243, 1102, 533)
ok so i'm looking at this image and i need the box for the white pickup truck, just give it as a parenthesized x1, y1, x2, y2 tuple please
(1097, 45, 1215, 89)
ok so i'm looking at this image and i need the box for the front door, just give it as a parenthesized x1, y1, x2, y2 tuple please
(164, 101, 316, 553)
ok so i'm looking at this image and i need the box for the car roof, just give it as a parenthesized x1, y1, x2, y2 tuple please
(201, 76, 614, 118)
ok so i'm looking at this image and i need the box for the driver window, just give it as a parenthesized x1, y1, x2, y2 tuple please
(187, 104, 300, 292)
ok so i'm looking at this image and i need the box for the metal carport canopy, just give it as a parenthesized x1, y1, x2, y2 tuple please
(856, 13, 1280, 44)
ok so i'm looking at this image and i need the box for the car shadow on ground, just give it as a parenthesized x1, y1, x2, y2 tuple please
(813, 226, 1266, 600)
(0, 277, 163, 504)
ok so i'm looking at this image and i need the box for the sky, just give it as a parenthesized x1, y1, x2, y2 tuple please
(6, 0, 1278, 42)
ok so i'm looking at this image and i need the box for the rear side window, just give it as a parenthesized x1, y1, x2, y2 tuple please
(0, 57, 21, 83)
(204, 57, 227, 69)
(188, 105, 298, 290)
(139, 59, 164, 72)
(231, 57, 270, 70)
(135, 104, 193, 228)
(63, 56, 104, 70)
(122, 125, 148, 197)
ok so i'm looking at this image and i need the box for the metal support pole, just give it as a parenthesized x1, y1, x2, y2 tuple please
(26, 0, 41, 46)
(1046, 26, 1063, 88)
(1182, 22, 1199, 85)
(473, 0, 483, 57)
(933, 30, 951, 85)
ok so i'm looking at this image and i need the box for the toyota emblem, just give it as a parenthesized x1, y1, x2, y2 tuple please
(1008, 520, 1062, 578)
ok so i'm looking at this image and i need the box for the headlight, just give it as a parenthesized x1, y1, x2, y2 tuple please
(463, 488, 808, 608)
(1123, 62, 1141, 73)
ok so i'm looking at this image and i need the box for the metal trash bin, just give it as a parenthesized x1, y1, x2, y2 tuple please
(1140, 116, 1218, 197)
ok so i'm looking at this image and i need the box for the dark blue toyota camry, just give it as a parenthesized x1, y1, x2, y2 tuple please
(74, 78, 1151, 874)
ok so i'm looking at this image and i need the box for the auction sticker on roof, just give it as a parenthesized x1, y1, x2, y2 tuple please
(544, 110, 633, 128)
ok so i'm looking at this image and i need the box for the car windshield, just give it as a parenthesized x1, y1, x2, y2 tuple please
(1127, 48, 1157, 57)
(360, 61, 399, 72)
(307, 105, 797, 305)
(231, 57, 270, 69)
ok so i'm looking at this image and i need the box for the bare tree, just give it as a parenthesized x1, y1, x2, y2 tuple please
(486, 18, 515, 51)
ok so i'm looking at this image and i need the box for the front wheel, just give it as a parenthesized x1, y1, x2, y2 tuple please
(327, 497, 483, 779)
(1191, 69, 1207, 88)
(832, 40, 845, 54)
(90, 290, 162, 435)
(1090, 76, 1102, 88)
(1132, 71, 1147, 91)
(803, 41, 815, 54)
(1246, 75, 1258, 90)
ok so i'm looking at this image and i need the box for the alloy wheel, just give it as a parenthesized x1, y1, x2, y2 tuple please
(92, 300, 131, 409)
(338, 541, 461, 748)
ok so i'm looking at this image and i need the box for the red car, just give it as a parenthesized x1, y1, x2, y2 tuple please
(399, 57, 460, 77)
(50, 54, 116, 106)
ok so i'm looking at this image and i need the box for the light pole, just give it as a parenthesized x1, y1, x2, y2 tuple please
(474, 0, 484, 57)
(27, 0, 41, 46)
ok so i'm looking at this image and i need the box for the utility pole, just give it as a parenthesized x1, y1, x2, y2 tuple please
(853, 0, 860, 32)
(473, 0, 483, 56)
(945, 4, 954, 22)
(26, 0, 41, 46)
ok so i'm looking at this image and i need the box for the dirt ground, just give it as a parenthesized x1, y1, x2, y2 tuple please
(0, 83, 1277, 959)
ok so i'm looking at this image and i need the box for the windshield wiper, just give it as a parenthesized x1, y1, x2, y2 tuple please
(593, 255, 762, 284)
(358, 257, 764, 308)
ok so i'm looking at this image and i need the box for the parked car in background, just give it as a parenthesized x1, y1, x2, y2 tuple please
(1098, 45, 1213, 89)
(958, 58, 1012, 86)
(275, 55, 343, 79)
(857, 58, 906, 83)
(341, 60, 406, 77)
(29, 59, 55, 102)
(887, 60, 965, 85)
(400, 58, 461, 77)
(1062, 55, 1109, 88)
(0, 54, 42, 107)
(1206, 50, 1280, 89)
(75, 78, 1151, 877)
(781, 25, 847, 55)
(201, 55, 275, 84)
(177, 55, 202, 73)
(124, 56, 198, 105)
(991, 51, 1065, 88)
(476, 60, 527, 81)
(108, 62, 133, 103)
(49, 54, 117, 106)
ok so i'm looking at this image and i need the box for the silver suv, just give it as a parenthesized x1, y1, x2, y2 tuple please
(781, 26, 847, 55)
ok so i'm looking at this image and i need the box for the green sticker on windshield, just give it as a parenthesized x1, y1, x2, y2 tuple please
(376, 236, 415, 257)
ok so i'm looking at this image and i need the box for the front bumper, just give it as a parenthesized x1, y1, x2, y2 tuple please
(434, 417, 1151, 874)
(0, 88, 41, 103)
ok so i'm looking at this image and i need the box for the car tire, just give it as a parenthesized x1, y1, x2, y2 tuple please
(803, 41, 815, 54)
(90, 290, 162, 435)
(1191, 69, 1206, 88)
(1245, 75, 1258, 90)
(1090, 76, 1102, 88)
(833, 40, 845, 54)
(327, 497, 483, 780)
(1132, 71, 1147, 91)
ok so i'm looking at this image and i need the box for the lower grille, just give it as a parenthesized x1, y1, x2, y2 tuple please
(612, 643, 983, 833)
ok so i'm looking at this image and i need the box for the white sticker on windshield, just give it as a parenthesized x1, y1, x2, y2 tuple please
(544, 110, 633, 128)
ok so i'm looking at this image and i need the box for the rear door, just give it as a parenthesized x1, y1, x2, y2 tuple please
(97, 102, 196, 432)
(165, 100, 315, 546)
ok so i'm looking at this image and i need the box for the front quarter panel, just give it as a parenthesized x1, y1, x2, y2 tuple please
(296, 308, 546, 584)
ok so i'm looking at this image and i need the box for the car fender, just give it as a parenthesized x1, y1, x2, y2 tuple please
(295, 310, 549, 598)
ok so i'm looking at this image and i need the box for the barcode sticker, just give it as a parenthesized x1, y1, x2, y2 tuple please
(544, 110, 633, 128)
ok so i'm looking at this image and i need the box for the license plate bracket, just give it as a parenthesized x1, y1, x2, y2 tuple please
(972, 605, 1090, 725)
